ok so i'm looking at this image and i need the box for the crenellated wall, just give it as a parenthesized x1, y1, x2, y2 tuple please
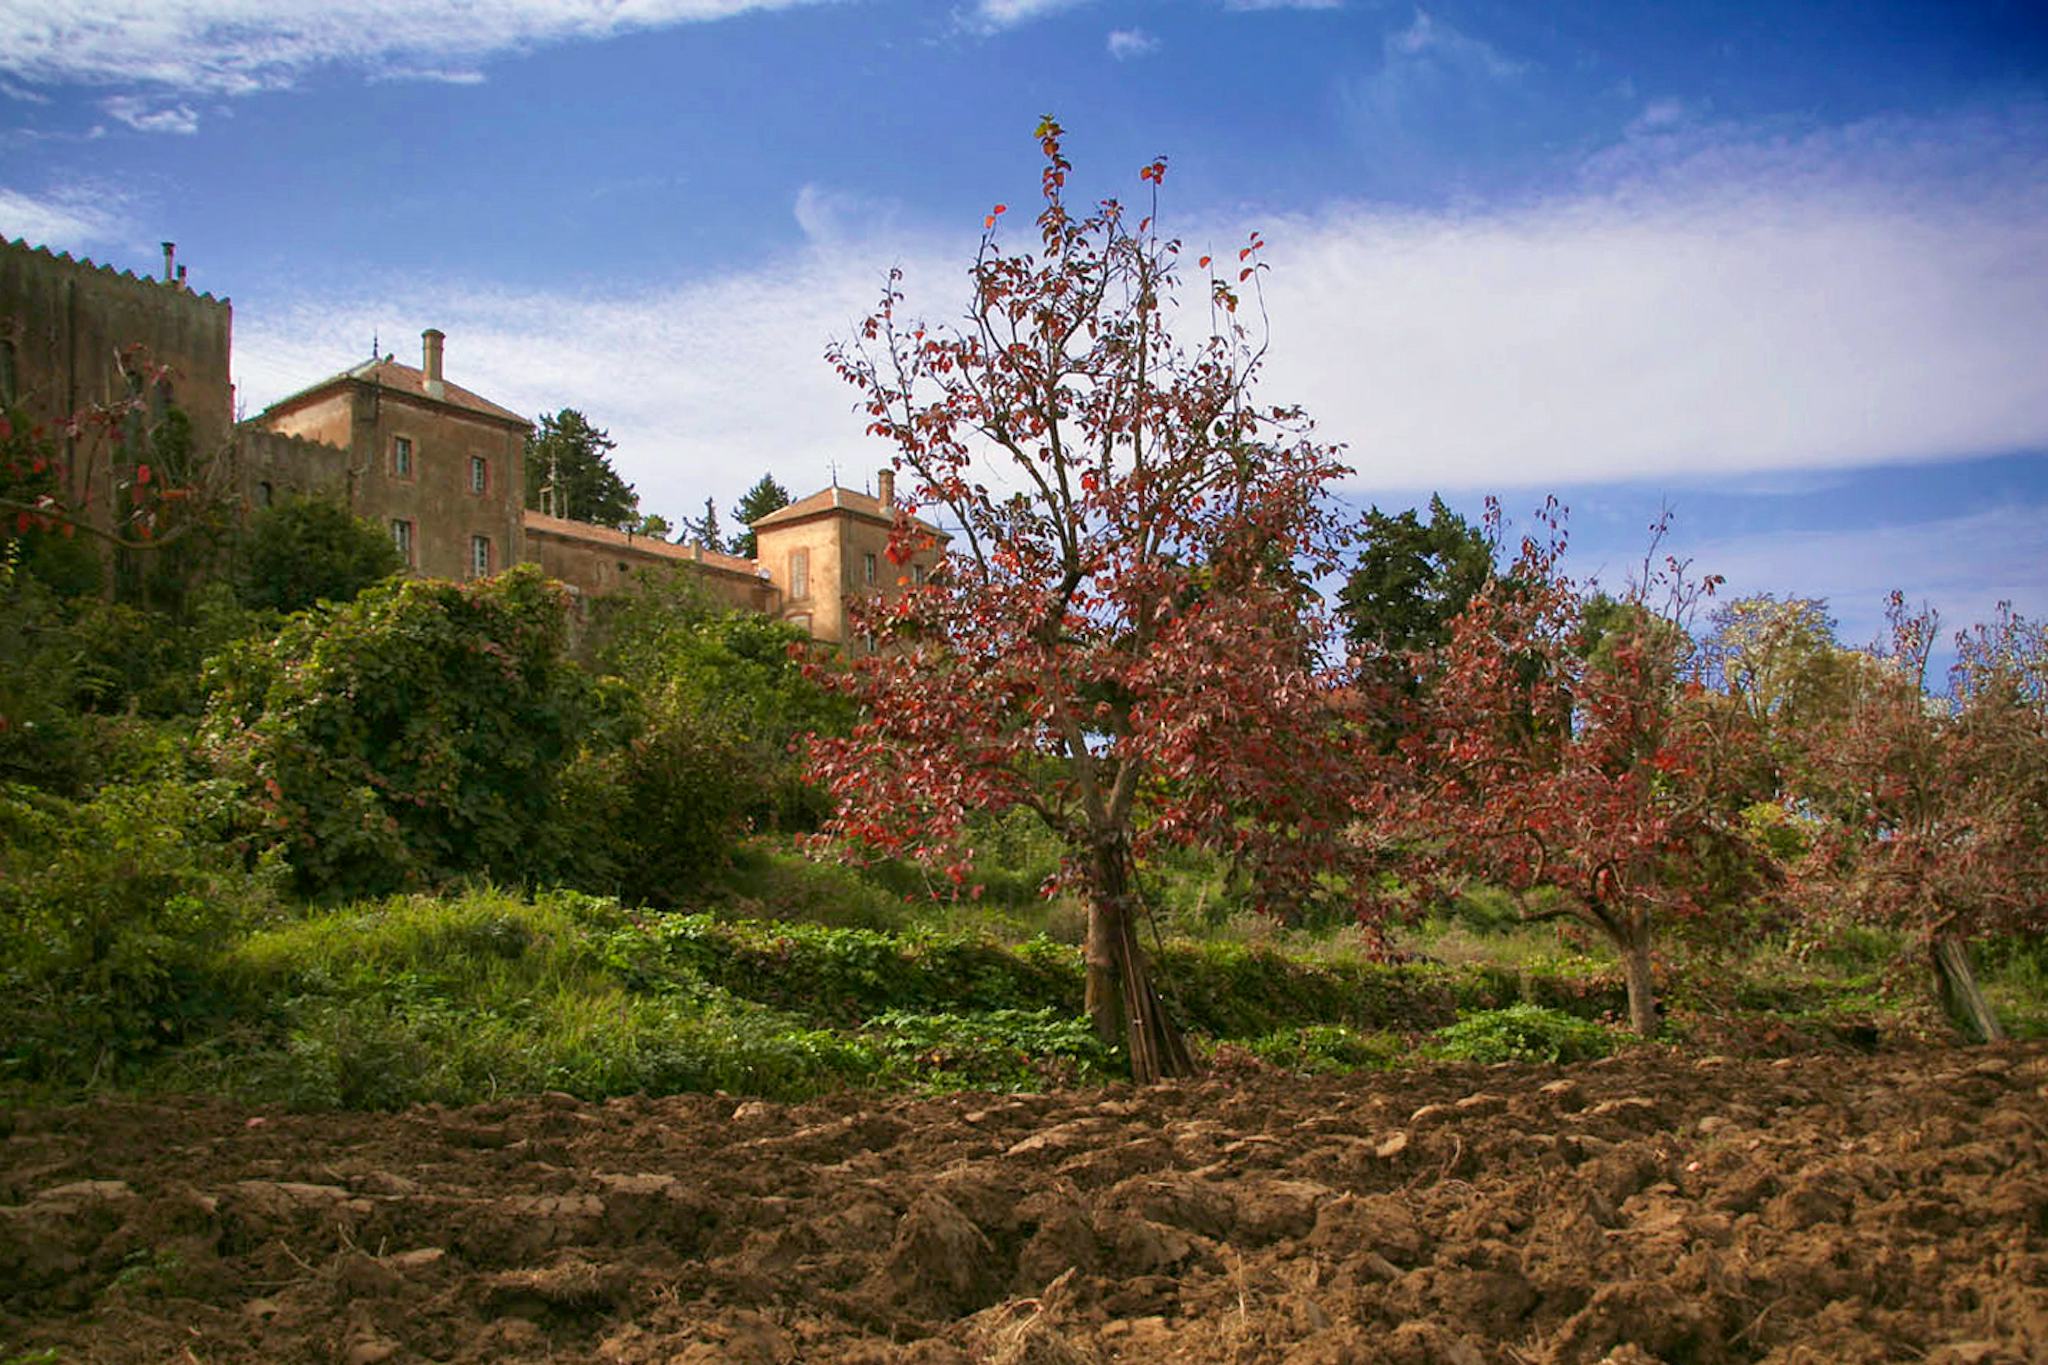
(0, 237, 235, 477)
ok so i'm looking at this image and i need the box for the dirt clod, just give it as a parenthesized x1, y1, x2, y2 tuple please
(2, 1044, 2044, 1362)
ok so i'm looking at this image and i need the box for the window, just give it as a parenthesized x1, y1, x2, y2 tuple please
(788, 548, 809, 600)
(392, 435, 414, 479)
(863, 551, 877, 586)
(470, 535, 493, 578)
(468, 455, 488, 495)
(256, 481, 274, 508)
(912, 563, 927, 586)
(391, 518, 414, 565)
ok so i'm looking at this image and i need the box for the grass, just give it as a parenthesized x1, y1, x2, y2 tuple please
(106, 878, 1655, 1109)
(9, 831, 2041, 1110)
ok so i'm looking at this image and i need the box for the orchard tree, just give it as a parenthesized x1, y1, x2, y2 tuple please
(525, 409, 639, 529)
(810, 120, 1366, 1080)
(1793, 598, 2048, 1042)
(1362, 506, 1765, 1035)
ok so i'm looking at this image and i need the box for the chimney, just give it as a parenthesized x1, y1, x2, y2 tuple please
(421, 328, 446, 400)
(161, 241, 176, 284)
(877, 467, 894, 510)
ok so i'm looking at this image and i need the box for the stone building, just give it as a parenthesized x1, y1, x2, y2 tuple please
(251, 329, 946, 640)
(3, 234, 945, 644)
(751, 469, 944, 643)
(245, 330, 529, 584)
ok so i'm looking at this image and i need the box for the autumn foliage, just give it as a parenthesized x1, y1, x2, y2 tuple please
(811, 120, 1370, 1079)
(1791, 597, 2048, 1039)
(1356, 506, 1767, 1035)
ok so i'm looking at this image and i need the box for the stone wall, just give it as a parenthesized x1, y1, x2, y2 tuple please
(0, 237, 234, 513)
(524, 511, 778, 614)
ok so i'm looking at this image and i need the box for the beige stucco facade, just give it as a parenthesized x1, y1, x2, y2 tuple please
(249, 333, 529, 583)
(752, 472, 946, 646)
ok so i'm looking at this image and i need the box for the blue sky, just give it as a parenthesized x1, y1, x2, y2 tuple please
(2, 0, 2045, 650)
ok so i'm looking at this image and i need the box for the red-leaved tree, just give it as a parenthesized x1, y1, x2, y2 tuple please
(1359, 506, 1765, 1035)
(1793, 596, 2048, 1042)
(810, 120, 1365, 1081)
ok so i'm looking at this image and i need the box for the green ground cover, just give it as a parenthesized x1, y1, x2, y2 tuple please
(8, 830, 2030, 1112)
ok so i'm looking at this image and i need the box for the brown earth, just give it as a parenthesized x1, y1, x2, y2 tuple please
(3, 1043, 2044, 1364)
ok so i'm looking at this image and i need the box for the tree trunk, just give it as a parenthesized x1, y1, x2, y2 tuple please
(1618, 930, 1660, 1037)
(1085, 847, 1193, 1084)
(1933, 934, 2006, 1044)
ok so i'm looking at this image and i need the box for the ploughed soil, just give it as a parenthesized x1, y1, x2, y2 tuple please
(3, 1043, 2045, 1364)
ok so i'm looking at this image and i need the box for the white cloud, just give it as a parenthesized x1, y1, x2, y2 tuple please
(965, 0, 1090, 32)
(1255, 107, 2048, 493)
(0, 183, 130, 247)
(1106, 28, 1159, 60)
(229, 107, 2048, 546)
(102, 95, 200, 133)
(0, 0, 828, 97)
(1383, 8, 1523, 79)
(368, 66, 488, 86)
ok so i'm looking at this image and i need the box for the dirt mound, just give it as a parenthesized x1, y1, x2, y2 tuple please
(4, 1044, 2045, 1362)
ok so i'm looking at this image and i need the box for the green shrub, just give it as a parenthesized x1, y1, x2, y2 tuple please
(1244, 1024, 1406, 1074)
(1426, 1004, 1620, 1065)
(0, 777, 282, 1084)
(865, 1008, 1113, 1090)
(717, 843, 919, 931)
(202, 565, 600, 899)
(233, 497, 404, 614)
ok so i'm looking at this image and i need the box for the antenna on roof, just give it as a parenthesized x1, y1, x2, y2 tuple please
(371, 331, 379, 362)
(828, 459, 840, 487)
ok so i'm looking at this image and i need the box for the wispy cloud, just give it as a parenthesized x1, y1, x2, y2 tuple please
(1106, 28, 1159, 60)
(0, 183, 131, 247)
(0, 0, 828, 97)
(792, 182, 903, 245)
(368, 66, 488, 87)
(1259, 105, 2048, 493)
(964, 0, 1090, 33)
(1384, 8, 1523, 80)
(102, 95, 200, 134)
(229, 107, 2048, 581)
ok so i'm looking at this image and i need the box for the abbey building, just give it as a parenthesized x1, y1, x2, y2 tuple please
(2, 235, 941, 642)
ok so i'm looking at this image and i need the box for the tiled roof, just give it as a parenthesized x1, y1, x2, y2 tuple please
(751, 483, 944, 536)
(262, 356, 530, 428)
(522, 511, 766, 578)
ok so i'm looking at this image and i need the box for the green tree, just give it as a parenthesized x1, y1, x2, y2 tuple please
(682, 497, 723, 550)
(729, 474, 791, 559)
(525, 409, 639, 530)
(234, 497, 404, 614)
(1340, 495, 1494, 664)
(202, 565, 601, 900)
